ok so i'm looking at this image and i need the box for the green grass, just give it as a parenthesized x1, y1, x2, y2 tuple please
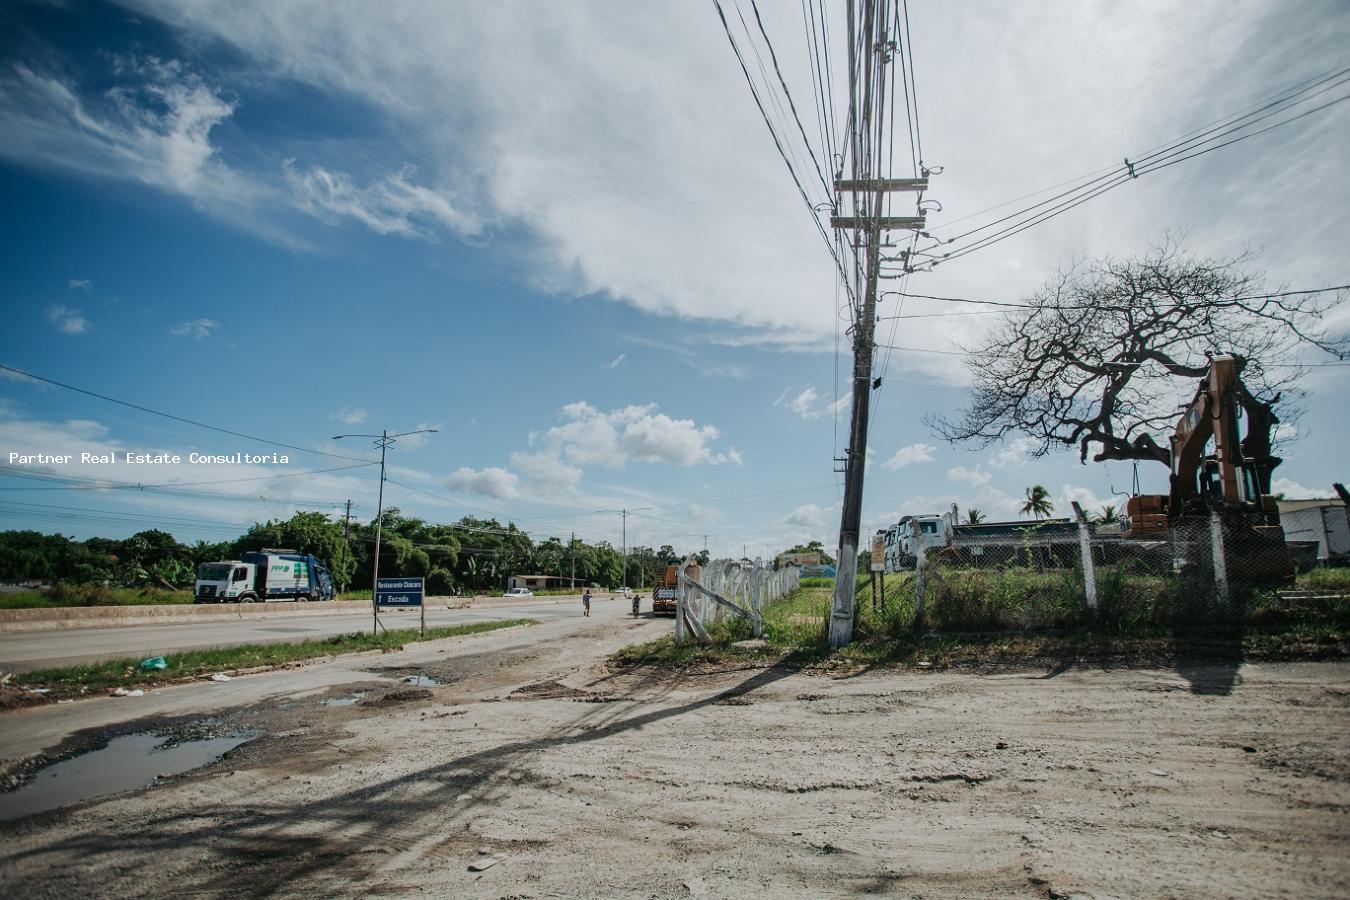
(11, 618, 534, 700)
(0, 584, 194, 610)
(609, 580, 1350, 672)
(1298, 567, 1350, 592)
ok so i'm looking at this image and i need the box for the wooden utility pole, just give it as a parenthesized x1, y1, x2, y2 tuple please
(827, 1, 927, 648)
(339, 499, 353, 591)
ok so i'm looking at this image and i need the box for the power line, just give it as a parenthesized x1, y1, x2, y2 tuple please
(883, 282, 1350, 312)
(0, 363, 378, 464)
(711, 0, 857, 298)
(910, 65, 1350, 267)
(0, 465, 356, 508)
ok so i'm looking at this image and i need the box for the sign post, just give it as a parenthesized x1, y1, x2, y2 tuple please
(375, 577, 426, 637)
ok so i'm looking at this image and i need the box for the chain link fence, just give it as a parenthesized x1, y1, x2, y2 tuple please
(885, 513, 1346, 634)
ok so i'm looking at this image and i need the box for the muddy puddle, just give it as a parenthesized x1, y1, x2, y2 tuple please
(322, 694, 366, 707)
(0, 732, 254, 822)
(400, 675, 440, 687)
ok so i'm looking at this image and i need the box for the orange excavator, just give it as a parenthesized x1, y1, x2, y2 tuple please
(1125, 354, 1293, 577)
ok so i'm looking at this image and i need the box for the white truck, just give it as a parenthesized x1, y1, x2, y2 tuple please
(194, 550, 336, 603)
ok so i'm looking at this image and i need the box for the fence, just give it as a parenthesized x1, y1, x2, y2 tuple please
(894, 505, 1338, 633)
(674, 558, 801, 646)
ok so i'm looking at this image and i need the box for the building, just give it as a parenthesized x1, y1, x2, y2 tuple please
(775, 551, 822, 568)
(1278, 498, 1350, 562)
(506, 574, 586, 592)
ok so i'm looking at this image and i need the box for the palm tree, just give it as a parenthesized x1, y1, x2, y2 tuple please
(965, 508, 985, 524)
(1096, 505, 1120, 524)
(1021, 485, 1055, 520)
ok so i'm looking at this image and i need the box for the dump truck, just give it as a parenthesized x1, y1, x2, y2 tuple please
(651, 565, 679, 616)
(194, 550, 336, 603)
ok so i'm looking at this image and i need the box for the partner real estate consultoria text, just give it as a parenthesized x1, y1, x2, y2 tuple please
(7, 452, 292, 465)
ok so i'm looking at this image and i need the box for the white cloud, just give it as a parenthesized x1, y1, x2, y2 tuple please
(68, 278, 90, 290)
(786, 385, 849, 420)
(882, 442, 936, 470)
(1059, 484, 1115, 518)
(509, 450, 583, 493)
(606, 353, 626, 369)
(784, 503, 826, 528)
(1272, 477, 1326, 500)
(169, 317, 219, 338)
(334, 407, 368, 425)
(0, 58, 264, 226)
(47, 304, 88, 334)
(530, 401, 736, 470)
(989, 436, 1038, 468)
(283, 160, 479, 239)
(788, 386, 818, 417)
(0, 367, 46, 389)
(445, 465, 519, 500)
(947, 465, 992, 486)
(396, 423, 440, 450)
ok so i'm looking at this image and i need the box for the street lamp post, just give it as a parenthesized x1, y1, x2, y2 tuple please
(334, 427, 437, 635)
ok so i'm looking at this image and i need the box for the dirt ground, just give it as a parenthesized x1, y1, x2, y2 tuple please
(1, 612, 1347, 899)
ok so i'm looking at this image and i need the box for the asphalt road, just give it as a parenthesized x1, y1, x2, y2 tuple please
(0, 596, 640, 672)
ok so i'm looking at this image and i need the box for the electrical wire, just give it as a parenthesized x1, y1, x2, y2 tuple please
(917, 68, 1350, 266)
(0, 363, 378, 464)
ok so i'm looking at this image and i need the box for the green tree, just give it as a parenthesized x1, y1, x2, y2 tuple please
(1021, 485, 1055, 520)
(965, 508, 986, 524)
(1095, 505, 1120, 524)
(780, 539, 836, 566)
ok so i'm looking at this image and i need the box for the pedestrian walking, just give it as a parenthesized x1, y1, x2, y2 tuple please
(582, 589, 592, 617)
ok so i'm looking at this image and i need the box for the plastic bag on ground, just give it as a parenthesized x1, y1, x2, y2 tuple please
(138, 656, 168, 672)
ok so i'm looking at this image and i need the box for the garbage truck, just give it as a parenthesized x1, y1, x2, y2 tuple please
(194, 550, 336, 603)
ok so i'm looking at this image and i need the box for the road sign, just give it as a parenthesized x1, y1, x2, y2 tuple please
(871, 534, 885, 572)
(375, 577, 424, 607)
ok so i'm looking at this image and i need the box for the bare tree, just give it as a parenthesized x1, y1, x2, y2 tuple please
(927, 238, 1347, 466)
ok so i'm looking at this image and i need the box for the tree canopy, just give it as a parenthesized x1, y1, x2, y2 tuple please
(0, 509, 708, 594)
(928, 239, 1347, 466)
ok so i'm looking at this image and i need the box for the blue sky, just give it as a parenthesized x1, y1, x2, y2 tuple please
(1, 0, 1348, 560)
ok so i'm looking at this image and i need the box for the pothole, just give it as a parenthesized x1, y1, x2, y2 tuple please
(401, 675, 441, 688)
(0, 732, 255, 822)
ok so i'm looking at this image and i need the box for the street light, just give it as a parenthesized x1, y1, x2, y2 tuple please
(599, 507, 652, 591)
(333, 428, 437, 634)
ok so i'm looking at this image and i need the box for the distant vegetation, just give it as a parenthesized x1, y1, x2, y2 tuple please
(0, 508, 715, 598)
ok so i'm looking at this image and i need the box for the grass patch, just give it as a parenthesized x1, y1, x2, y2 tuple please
(9, 618, 534, 702)
(1298, 567, 1350, 593)
(609, 580, 1349, 673)
(0, 584, 194, 610)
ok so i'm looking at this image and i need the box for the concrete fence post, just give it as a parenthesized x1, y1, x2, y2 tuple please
(675, 566, 687, 646)
(1071, 501, 1098, 610)
(914, 544, 927, 626)
(1209, 511, 1230, 609)
(751, 559, 763, 638)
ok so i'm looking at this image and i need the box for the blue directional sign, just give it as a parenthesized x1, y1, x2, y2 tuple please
(375, 577, 424, 607)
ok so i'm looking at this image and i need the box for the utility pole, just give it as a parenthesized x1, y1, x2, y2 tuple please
(608, 507, 650, 589)
(334, 427, 437, 635)
(570, 530, 576, 589)
(827, 1, 929, 648)
(339, 499, 353, 592)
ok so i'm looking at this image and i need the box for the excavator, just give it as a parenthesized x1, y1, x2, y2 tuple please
(1124, 354, 1294, 579)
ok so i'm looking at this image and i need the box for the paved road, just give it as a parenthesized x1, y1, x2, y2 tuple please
(0, 596, 642, 672)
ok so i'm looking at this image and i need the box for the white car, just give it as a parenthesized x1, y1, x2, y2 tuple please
(503, 587, 533, 598)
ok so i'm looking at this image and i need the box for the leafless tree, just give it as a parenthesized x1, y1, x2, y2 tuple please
(927, 238, 1347, 466)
